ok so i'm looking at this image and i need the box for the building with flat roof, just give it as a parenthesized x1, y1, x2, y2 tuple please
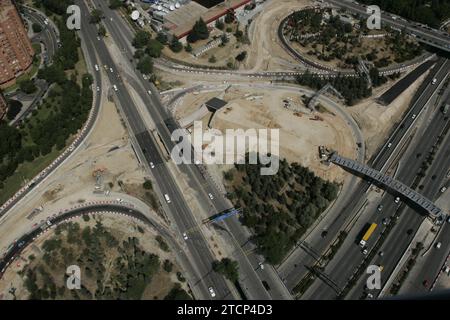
(160, 0, 252, 39)
(0, 0, 34, 89)
(205, 97, 227, 112)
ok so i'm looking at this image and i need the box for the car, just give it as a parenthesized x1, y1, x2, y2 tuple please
(150, 162, 155, 169)
(423, 279, 429, 288)
(443, 266, 450, 274)
(379, 251, 384, 257)
(382, 218, 390, 226)
(394, 196, 400, 204)
(46, 220, 52, 226)
(43, 19, 49, 25)
(387, 142, 392, 148)
(432, 78, 437, 85)
(143, 74, 148, 80)
(147, 90, 152, 95)
(378, 265, 384, 272)
(113, 85, 118, 92)
(164, 194, 171, 204)
(367, 293, 374, 299)
(94, 64, 99, 71)
(447, 216, 450, 224)
(208, 287, 216, 298)
(183, 232, 188, 240)
(411, 114, 416, 119)
(440, 186, 447, 193)
(208, 193, 214, 200)
(109, 68, 114, 73)
(436, 242, 442, 249)
(97, 36, 101, 41)
(377, 204, 383, 212)
(362, 248, 368, 255)
(96, 86, 100, 92)
(446, 170, 450, 178)
(258, 262, 264, 270)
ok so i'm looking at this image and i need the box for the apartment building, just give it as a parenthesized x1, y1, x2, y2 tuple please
(0, 0, 34, 88)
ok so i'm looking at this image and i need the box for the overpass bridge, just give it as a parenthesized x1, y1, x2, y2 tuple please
(328, 153, 446, 220)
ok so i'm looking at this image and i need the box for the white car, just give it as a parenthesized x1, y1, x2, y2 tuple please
(258, 262, 264, 270)
(113, 85, 118, 92)
(96, 86, 100, 92)
(387, 142, 392, 148)
(147, 90, 152, 95)
(150, 162, 155, 169)
(208, 287, 216, 298)
(412, 114, 416, 119)
(43, 19, 49, 25)
(164, 194, 171, 204)
(110, 68, 114, 73)
(441, 186, 447, 193)
(208, 193, 214, 200)
(97, 36, 101, 41)
(143, 74, 148, 80)
(183, 232, 188, 240)
(394, 196, 400, 204)
(436, 242, 442, 249)
(94, 64, 99, 71)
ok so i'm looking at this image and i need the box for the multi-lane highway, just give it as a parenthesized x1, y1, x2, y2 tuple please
(325, 0, 450, 52)
(347, 90, 450, 299)
(76, 0, 236, 300)
(87, 0, 293, 300)
(278, 58, 449, 294)
(302, 61, 450, 299)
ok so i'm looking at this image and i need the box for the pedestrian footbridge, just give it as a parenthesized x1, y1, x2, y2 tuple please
(329, 153, 446, 220)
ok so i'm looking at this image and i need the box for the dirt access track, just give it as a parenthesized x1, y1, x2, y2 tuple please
(243, 0, 314, 72)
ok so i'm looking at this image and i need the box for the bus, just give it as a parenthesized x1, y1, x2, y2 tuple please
(360, 223, 377, 247)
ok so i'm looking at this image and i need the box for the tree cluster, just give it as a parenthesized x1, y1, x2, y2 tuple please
(225, 154, 339, 264)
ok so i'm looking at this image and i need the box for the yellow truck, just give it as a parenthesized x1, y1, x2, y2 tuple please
(360, 223, 377, 247)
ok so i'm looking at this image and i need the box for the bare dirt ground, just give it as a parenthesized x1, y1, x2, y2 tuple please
(174, 86, 355, 183)
(348, 71, 429, 159)
(0, 86, 152, 259)
(0, 214, 187, 300)
(245, 0, 313, 72)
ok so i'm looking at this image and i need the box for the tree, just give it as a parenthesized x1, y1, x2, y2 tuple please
(98, 24, 106, 37)
(164, 283, 191, 300)
(146, 39, 163, 58)
(215, 19, 224, 30)
(19, 79, 37, 94)
(32, 23, 43, 33)
(188, 18, 209, 43)
(156, 32, 168, 45)
(184, 43, 193, 52)
(109, 0, 122, 9)
(90, 9, 103, 24)
(235, 51, 247, 62)
(143, 180, 153, 190)
(225, 11, 234, 24)
(212, 258, 239, 282)
(169, 37, 183, 53)
(132, 31, 151, 49)
(6, 99, 23, 120)
(137, 56, 153, 75)
(208, 55, 217, 63)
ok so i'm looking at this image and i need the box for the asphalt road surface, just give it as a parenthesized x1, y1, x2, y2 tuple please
(278, 58, 449, 292)
(76, 0, 235, 300)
